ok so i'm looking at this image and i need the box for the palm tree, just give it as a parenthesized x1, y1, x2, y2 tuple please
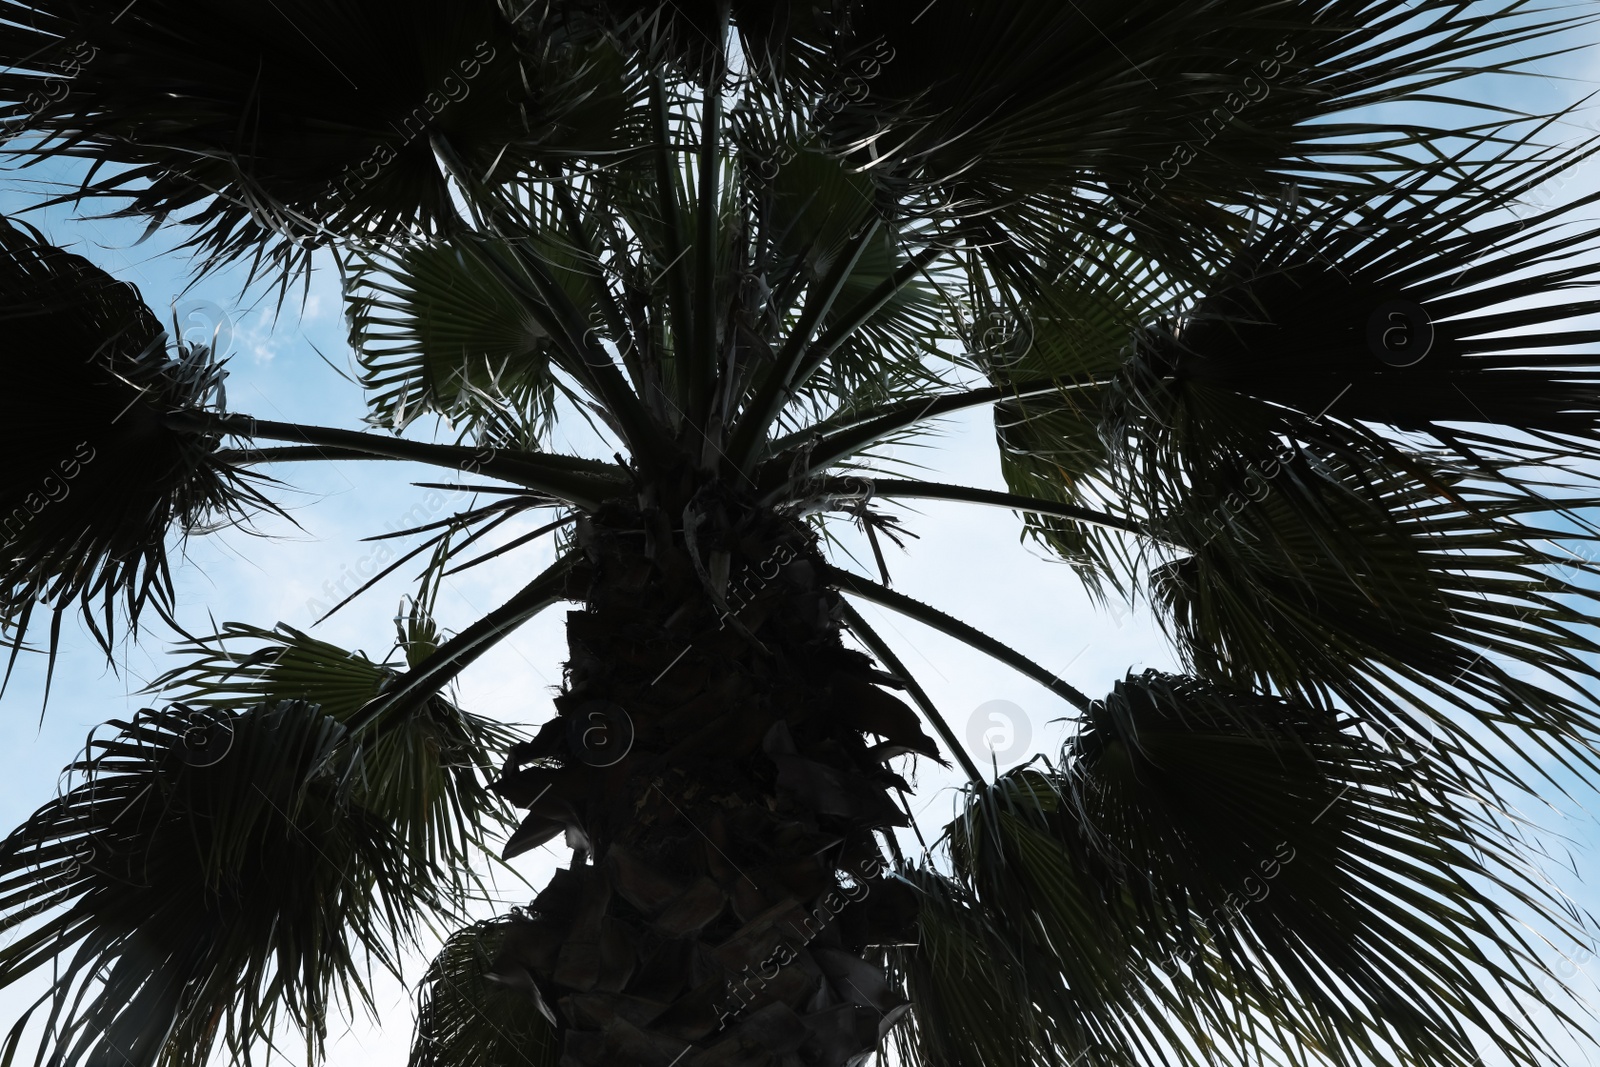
(6, 1, 1600, 1065)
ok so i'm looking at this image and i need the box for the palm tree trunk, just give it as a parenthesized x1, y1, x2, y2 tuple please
(488, 473, 929, 1067)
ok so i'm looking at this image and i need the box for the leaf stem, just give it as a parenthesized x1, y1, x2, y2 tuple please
(166, 412, 623, 509)
(345, 553, 578, 735)
(841, 602, 987, 785)
(838, 478, 1149, 537)
(825, 564, 1094, 713)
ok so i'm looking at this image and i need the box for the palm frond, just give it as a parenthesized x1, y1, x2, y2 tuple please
(1144, 450, 1600, 800)
(795, 225, 956, 423)
(938, 671, 1592, 1067)
(981, 147, 1600, 800)
(344, 232, 571, 443)
(0, 216, 268, 667)
(590, 0, 839, 91)
(759, 142, 952, 417)
(148, 620, 523, 901)
(0, 701, 432, 1067)
(0, 0, 628, 277)
(1068, 145, 1600, 581)
(981, 225, 1182, 573)
(880, 868, 1069, 1067)
(821, 0, 1594, 290)
(1116, 148, 1600, 474)
(409, 916, 560, 1067)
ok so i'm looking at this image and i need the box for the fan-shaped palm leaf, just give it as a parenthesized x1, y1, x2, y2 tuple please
(985, 149, 1600, 800)
(0, 216, 267, 666)
(937, 671, 1591, 1067)
(1115, 150, 1600, 476)
(879, 867, 1067, 1067)
(345, 233, 569, 441)
(148, 621, 523, 904)
(821, 0, 1591, 290)
(1147, 451, 1600, 795)
(409, 916, 560, 1067)
(590, 0, 839, 91)
(982, 225, 1181, 573)
(0, 0, 630, 275)
(0, 701, 433, 1067)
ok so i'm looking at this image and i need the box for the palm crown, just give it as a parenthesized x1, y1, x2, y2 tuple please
(3, 2, 1600, 1067)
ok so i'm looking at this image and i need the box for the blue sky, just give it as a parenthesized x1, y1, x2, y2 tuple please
(3, 12, 1600, 1067)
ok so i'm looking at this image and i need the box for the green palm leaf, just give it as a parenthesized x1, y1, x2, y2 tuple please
(0, 0, 629, 275)
(149, 620, 523, 904)
(987, 150, 1600, 798)
(1147, 451, 1600, 796)
(0, 701, 432, 1067)
(0, 216, 267, 666)
(345, 232, 572, 442)
(1067, 147, 1600, 581)
(1115, 150, 1600, 472)
(823, 0, 1590, 289)
(880, 868, 1065, 1067)
(804, 226, 953, 418)
(937, 671, 1591, 1067)
(591, 0, 839, 90)
(983, 224, 1181, 572)
(410, 916, 560, 1067)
